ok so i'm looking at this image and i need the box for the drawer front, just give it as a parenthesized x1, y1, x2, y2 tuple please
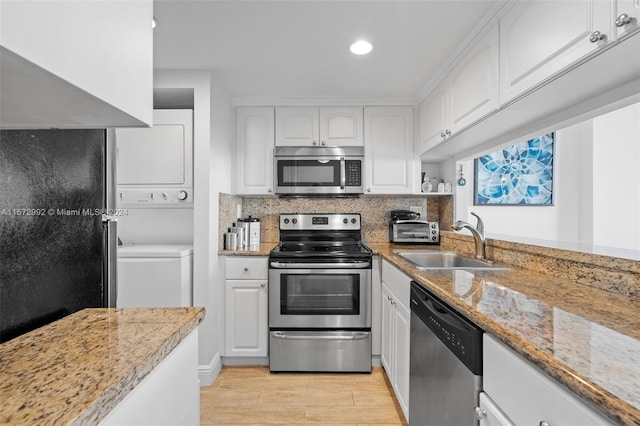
(483, 334, 613, 426)
(225, 257, 268, 279)
(381, 260, 410, 306)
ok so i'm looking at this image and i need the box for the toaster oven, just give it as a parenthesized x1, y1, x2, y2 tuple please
(388, 210, 439, 244)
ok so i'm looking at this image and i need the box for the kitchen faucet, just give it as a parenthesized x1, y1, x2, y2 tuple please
(452, 212, 486, 260)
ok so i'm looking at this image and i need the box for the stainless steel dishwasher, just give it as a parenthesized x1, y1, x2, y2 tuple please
(409, 281, 483, 425)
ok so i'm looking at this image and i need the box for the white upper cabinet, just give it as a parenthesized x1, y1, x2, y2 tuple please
(418, 24, 499, 154)
(499, 0, 612, 104)
(614, 0, 640, 40)
(364, 107, 418, 194)
(236, 107, 275, 195)
(418, 85, 449, 154)
(0, 0, 153, 128)
(449, 24, 499, 133)
(275, 106, 363, 146)
(319, 107, 364, 146)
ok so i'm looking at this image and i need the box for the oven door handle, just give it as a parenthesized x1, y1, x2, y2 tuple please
(271, 331, 370, 341)
(270, 261, 370, 269)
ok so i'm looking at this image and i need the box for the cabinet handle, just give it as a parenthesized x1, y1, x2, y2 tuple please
(260, 283, 266, 288)
(244, 267, 249, 272)
(616, 13, 635, 27)
(589, 31, 606, 43)
(474, 406, 486, 420)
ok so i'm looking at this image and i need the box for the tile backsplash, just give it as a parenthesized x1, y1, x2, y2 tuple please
(219, 193, 452, 249)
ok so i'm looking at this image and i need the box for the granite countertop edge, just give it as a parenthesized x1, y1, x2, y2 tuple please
(74, 307, 206, 425)
(367, 242, 639, 426)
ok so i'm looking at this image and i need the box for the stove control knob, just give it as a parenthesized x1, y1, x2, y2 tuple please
(292, 218, 297, 224)
(351, 218, 357, 224)
(284, 218, 290, 224)
(343, 218, 348, 224)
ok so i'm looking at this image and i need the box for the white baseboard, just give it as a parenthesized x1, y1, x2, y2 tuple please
(198, 352, 222, 387)
(222, 356, 269, 366)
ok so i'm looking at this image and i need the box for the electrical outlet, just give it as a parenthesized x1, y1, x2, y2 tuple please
(236, 204, 242, 219)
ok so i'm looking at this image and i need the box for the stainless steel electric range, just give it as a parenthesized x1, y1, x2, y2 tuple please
(268, 213, 372, 373)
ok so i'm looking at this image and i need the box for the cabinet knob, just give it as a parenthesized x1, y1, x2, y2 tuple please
(440, 130, 447, 138)
(367, 188, 371, 192)
(616, 13, 635, 27)
(244, 267, 249, 272)
(445, 129, 451, 136)
(260, 283, 266, 288)
(589, 31, 606, 43)
(321, 140, 327, 146)
(474, 407, 486, 420)
(312, 140, 318, 145)
(539, 422, 553, 426)
(268, 188, 272, 193)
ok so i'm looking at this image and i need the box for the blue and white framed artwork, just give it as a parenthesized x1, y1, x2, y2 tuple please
(474, 133, 554, 205)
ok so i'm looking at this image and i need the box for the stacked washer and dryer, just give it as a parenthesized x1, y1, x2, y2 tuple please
(114, 109, 194, 308)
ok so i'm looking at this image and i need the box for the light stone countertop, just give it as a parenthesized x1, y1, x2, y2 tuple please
(0, 307, 205, 425)
(219, 242, 277, 256)
(367, 242, 640, 426)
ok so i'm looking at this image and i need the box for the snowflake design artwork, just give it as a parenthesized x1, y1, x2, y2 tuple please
(475, 133, 554, 205)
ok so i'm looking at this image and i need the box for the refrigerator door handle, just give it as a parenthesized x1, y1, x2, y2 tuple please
(102, 215, 118, 308)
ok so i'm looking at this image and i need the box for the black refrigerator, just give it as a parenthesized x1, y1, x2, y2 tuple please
(0, 129, 118, 343)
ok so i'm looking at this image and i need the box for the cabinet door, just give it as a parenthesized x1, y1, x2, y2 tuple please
(484, 334, 614, 426)
(224, 280, 268, 357)
(364, 106, 417, 194)
(275, 107, 319, 146)
(393, 300, 411, 421)
(319, 107, 364, 146)
(418, 85, 449, 154)
(380, 283, 394, 377)
(499, 0, 612, 104)
(615, 0, 640, 40)
(449, 24, 499, 133)
(236, 107, 275, 194)
(478, 392, 515, 426)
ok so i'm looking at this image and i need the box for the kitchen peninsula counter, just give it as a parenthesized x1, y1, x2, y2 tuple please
(367, 243, 640, 425)
(0, 307, 205, 425)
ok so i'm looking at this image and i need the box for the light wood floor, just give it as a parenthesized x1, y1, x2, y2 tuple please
(200, 366, 408, 425)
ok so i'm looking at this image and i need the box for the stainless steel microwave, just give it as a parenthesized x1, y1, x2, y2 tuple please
(273, 146, 364, 195)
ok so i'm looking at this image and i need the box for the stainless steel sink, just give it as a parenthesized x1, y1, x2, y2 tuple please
(393, 250, 510, 270)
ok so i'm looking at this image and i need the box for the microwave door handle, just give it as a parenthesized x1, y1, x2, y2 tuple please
(340, 157, 346, 190)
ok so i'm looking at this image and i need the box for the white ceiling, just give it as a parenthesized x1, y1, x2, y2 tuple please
(153, 0, 502, 103)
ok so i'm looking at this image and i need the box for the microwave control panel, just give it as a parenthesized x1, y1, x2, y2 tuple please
(345, 160, 362, 186)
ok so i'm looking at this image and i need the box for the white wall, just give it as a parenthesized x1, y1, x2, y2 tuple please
(454, 103, 640, 255)
(592, 103, 640, 251)
(153, 70, 234, 386)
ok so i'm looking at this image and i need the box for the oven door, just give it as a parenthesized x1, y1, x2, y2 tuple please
(269, 261, 371, 329)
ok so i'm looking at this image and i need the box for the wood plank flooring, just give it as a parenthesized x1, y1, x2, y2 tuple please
(200, 366, 408, 425)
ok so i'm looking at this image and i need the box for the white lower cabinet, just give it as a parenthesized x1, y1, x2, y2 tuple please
(380, 260, 410, 422)
(477, 392, 515, 426)
(483, 334, 614, 426)
(224, 257, 269, 357)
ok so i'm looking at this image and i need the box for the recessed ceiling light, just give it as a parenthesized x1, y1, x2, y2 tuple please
(350, 40, 373, 55)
